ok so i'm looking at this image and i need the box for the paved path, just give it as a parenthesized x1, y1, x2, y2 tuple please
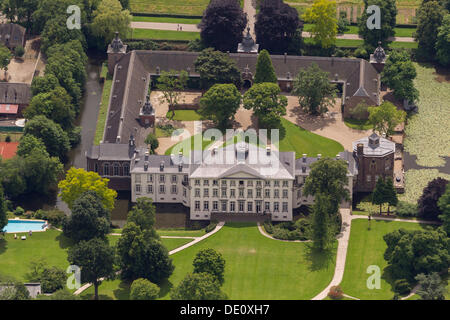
(312, 212, 441, 300)
(74, 222, 225, 296)
(285, 96, 371, 151)
(243, 0, 257, 38)
(130, 22, 415, 43)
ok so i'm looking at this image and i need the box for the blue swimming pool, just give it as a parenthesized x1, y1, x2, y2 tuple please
(2, 220, 47, 233)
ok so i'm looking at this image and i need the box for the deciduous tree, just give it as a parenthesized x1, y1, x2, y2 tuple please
(171, 272, 227, 300)
(436, 14, 450, 67)
(199, 0, 247, 52)
(415, 0, 444, 58)
(68, 238, 115, 300)
(254, 49, 277, 84)
(417, 177, 448, 221)
(368, 102, 406, 137)
(157, 70, 188, 117)
(438, 184, 450, 235)
(292, 63, 337, 115)
(130, 278, 160, 300)
(303, 0, 338, 49)
(415, 273, 446, 300)
(58, 167, 118, 211)
(199, 83, 241, 130)
(311, 193, 334, 251)
(91, 0, 131, 46)
(193, 248, 226, 285)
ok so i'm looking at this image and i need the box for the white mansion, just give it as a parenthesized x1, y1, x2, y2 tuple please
(130, 140, 358, 221)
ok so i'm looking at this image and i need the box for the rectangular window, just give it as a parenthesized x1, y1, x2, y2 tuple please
(183, 188, 187, 197)
(239, 188, 244, 198)
(159, 175, 165, 183)
(213, 201, 218, 211)
(204, 188, 209, 197)
(203, 201, 209, 211)
(147, 174, 153, 183)
(213, 180, 218, 186)
(274, 180, 280, 187)
(247, 189, 253, 198)
(221, 188, 227, 198)
(274, 189, 279, 198)
(171, 185, 177, 194)
(221, 180, 227, 186)
(183, 175, 188, 183)
(230, 180, 236, 186)
(213, 189, 219, 197)
(283, 189, 288, 198)
(282, 202, 288, 212)
(256, 189, 262, 198)
(247, 202, 253, 212)
(135, 184, 141, 194)
(221, 201, 227, 212)
(195, 201, 200, 211)
(147, 185, 153, 194)
(265, 202, 270, 211)
(135, 174, 141, 183)
(283, 181, 289, 187)
(230, 201, 235, 212)
(256, 180, 262, 187)
(172, 175, 177, 183)
(247, 180, 253, 187)
(203, 180, 209, 186)
(159, 185, 165, 194)
(265, 189, 270, 198)
(274, 202, 279, 212)
(265, 180, 270, 187)
(195, 188, 200, 197)
(238, 201, 244, 212)
(195, 179, 200, 186)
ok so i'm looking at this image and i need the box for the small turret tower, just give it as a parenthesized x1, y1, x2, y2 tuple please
(107, 31, 127, 75)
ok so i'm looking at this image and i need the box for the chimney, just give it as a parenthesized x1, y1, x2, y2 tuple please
(302, 154, 307, 163)
(144, 161, 148, 171)
(178, 163, 183, 172)
(160, 161, 164, 171)
(357, 143, 364, 156)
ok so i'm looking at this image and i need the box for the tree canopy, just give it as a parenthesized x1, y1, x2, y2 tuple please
(415, 0, 444, 58)
(199, 0, 247, 52)
(438, 183, 450, 235)
(199, 83, 241, 130)
(171, 272, 227, 300)
(368, 102, 406, 137)
(417, 177, 448, 221)
(130, 278, 160, 300)
(58, 167, 118, 211)
(255, 0, 300, 54)
(194, 48, 242, 89)
(358, 0, 397, 49)
(415, 273, 446, 300)
(303, 0, 338, 49)
(193, 248, 226, 285)
(63, 190, 111, 242)
(0, 185, 7, 232)
(254, 49, 278, 84)
(436, 14, 450, 67)
(292, 63, 337, 115)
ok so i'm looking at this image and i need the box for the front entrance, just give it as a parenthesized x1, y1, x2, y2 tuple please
(256, 200, 262, 213)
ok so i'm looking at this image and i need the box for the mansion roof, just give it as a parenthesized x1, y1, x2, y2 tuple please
(102, 50, 380, 146)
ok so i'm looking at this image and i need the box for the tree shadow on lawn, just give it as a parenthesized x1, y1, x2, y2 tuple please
(0, 238, 7, 255)
(56, 233, 75, 250)
(158, 278, 174, 299)
(113, 280, 131, 300)
(303, 243, 336, 272)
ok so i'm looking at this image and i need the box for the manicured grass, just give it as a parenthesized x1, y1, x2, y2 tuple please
(161, 222, 337, 300)
(108, 234, 192, 251)
(0, 132, 22, 142)
(131, 29, 200, 41)
(304, 24, 415, 38)
(164, 133, 214, 156)
(340, 219, 430, 300)
(130, 0, 209, 16)
(166, 109, 204, 121)
(344, 118, 372, 130)
(94, 64, 112, 145)
(278, 118, 344, 158)
(0, 229, 73, 281)
(132, 16, 201, 24)
(389, 41, 418, 49)
(80, 279, 131, 300)
(157, 229, 205, 237)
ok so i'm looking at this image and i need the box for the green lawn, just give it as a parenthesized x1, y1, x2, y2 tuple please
(94, 64, 112, 145)
(0, 229, 73, 281)
(130, 0, 209, 16)
(131, 29, 200, 41)
(344, 118, 372, 131)
(340, 219, 430, 300)
(132, 16, 201, 24)
(161, 222, 337, 300)
(278, 118, 344, 158)
(304, 24, 415, 38)
(164, 133, 214, 156)
(80, 278, 131, 300)
(166, 109, 204, 121)
(157, 229, 205, 237)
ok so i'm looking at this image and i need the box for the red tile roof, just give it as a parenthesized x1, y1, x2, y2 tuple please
(0, 142, 18, 159)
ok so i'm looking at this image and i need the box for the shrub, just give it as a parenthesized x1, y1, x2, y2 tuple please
(205, 221, 218, 233)
(68, 126, 82, 147)
(393, 279, 411, 295)
(395, 201, 418, 217)
(14, 45, 25, 58)
(40, 266, 66, 293)
(36, 209, 66, 227)
(263, 221, 274, 234)
(130, 278, 160, 300)
(328, 285, 344, 299)
(23, 211, 33, 219)
(354, 47, 368, 59)
(14, 206, 24, 216)
(5, 135, 11, 142)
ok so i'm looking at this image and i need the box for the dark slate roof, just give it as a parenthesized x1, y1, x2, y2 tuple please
(0, 82, 31, 105)
(102, 50, 379, 145)
(294, 151, 357, 176)
(87, 143, 135, 161)
(0, 23, 25, 48)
